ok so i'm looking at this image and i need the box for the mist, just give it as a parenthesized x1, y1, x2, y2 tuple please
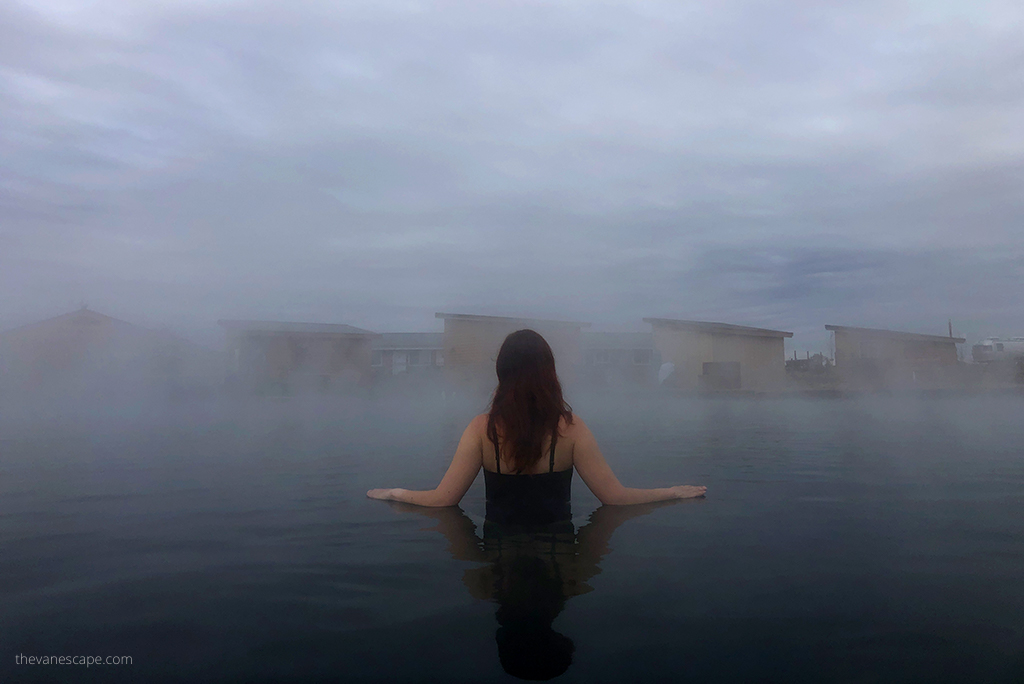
(3, 2, 1024, 682)
(2, 0, 1023, 355)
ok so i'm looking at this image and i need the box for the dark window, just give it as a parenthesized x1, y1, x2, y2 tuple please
(409, 350, 433, 365)
(633, 349, 652, 365)
(701, 362, 741, 390)
(371, 350, 382, 367)
(997, 343, 1005, 352)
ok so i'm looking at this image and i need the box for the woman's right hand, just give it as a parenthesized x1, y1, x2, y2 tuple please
(671, 485, 707, 499)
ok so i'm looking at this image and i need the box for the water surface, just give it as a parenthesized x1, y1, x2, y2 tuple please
(2, 394, 1023, 682)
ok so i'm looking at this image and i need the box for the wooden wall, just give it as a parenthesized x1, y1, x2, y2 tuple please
(441, 319, 584, 396)
(650, 327, 787, 392)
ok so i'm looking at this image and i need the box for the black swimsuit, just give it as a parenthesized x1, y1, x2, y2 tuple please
(485, 434, 573, 526)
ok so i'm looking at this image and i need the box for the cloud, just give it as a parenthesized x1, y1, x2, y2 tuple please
(1, 0, 1023, 350)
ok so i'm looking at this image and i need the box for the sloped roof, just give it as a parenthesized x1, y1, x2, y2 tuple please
(0, 307, 135, 336)
(218, 320, 377, 336)
(0, 308, 221, 356)
(644, 318, 793, 338)
(825, 325, 965, 344)
(435, 312, 590, 327)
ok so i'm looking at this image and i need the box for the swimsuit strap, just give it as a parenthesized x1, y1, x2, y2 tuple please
(493, 429, 557, 474)
(549, 430, 557, 473)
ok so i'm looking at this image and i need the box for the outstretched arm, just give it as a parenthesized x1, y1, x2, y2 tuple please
(572, 417, 706, 505)
(366, 415, 484, 507)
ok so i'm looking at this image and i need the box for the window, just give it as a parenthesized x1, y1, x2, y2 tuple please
(592, 350, 610, 365)
(996, 343, 1004, 352)
(433, 350, 444, 366)
(408, 350, 435, 365)
(371, 350, 382, 367)
(702, 362, 741, 390)
(633, 349, 652, 365)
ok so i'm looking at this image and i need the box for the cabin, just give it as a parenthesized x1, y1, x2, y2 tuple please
(581, 332, 659, 389)
(825, 324, 965, 390)
(0, 307, 223, 399)
(435, 313, 590, 397)
(372, 332, 444, 390)
(219, 320, 377, 394)
(643, 318, 793, 393)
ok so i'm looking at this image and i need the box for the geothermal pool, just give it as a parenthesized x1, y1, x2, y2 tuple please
(2, 393, 1023, 682)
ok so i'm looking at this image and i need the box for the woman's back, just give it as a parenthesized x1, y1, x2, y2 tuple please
(366, 329, 706, 507)
(482, 415, 575, 475)
(484, 415, 574, 525)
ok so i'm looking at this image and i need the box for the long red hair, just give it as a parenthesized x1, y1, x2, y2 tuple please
(486, 330, 573, 474)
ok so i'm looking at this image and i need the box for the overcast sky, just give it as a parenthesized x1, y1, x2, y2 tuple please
(2, 0, 1022, 351)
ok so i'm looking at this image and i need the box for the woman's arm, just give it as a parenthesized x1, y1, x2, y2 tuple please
(572, 417, 706, 505)
(366, 415, 484, 507)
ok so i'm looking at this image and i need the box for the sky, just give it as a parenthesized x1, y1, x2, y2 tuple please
(2, 0, 1022, 352)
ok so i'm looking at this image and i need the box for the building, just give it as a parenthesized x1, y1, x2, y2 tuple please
(581, 332, 659, 389)
(435, 313, 590, 396)
(825, 325, 965, 390)
(219, 320, 377, 394)
(372, 332, 444, 390)
(0, 307, 223, 399)
(643, 318, 793, 392)
(970, 336, 1024, 386)
(971, 337, 1024, 364)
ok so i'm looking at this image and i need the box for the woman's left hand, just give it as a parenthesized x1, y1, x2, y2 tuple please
(367, 488, 397, 501)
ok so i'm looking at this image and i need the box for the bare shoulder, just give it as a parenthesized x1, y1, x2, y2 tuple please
(468, 413, 489, 435)
(562, 413, 592, 440)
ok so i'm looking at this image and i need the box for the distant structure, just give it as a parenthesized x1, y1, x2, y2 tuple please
(0, 307, 222, 399)
(643, 318, 793, 392)
(435, 313, 590, 396)
(372, 332, 444, 390)
(581, 332, 659, 389)
(785, 351, 835, 390)
(972, 337, 1024, 364)
(219, 320, 377, 394)
(825, 324, 965, 390)
(970, 336, 1024, 385)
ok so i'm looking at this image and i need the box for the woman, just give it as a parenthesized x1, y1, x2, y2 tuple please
(366, 329, 706, 517)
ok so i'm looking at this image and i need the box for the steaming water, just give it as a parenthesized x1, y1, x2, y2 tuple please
(2, 394, 1024, 682)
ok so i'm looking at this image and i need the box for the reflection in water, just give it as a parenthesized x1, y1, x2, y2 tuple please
(393, 501, 691, 680)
